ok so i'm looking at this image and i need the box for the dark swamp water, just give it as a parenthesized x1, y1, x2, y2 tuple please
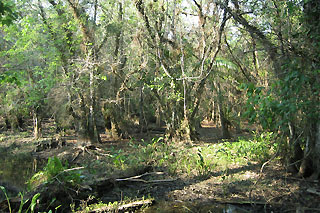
(0, 141, 45, 200)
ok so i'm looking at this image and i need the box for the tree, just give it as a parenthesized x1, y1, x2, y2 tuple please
(135, 0, 228, 142)
(218, 0, 320, 179)
(0, 0, 57, 138)
(37, 0, 119, 143)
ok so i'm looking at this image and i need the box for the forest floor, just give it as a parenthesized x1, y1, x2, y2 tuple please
(0, 120, 320, 212)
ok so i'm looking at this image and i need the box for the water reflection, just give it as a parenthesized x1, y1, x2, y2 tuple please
(0, 145, 45, 192)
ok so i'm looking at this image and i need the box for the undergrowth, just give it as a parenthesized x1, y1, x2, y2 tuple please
(28, 156, 82, 190)
(18, 132, 276, 212)
(109, 132, 277, 178)
(0, 186, 40, 213)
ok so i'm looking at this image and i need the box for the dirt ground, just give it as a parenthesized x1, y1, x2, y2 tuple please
(1, 121, 320, 212)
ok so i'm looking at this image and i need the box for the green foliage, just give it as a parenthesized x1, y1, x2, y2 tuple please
(240, 82, 277, 130)
(0, 185, 11, 213)
(240, 64, 319, 132)
(45, 156, 64, 179)
(0, 0, 17, 26)
(196, 148, 211, 177)
(0, 4, 58, 123)
(108, 134, 274, 178)
(214, 57, 238, 71)
(29, 193, 41, 213)
(0, 186, 40, 213)
(110, 137, 205, 176)
(0, 71, 20, 85)
(215, 132, 276, 164)
(28, 157, 81, 189)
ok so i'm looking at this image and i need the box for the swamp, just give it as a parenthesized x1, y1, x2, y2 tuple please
(0, 0, 319, 212)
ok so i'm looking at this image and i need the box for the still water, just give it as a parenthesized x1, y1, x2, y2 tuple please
(0, 143, 45, 200)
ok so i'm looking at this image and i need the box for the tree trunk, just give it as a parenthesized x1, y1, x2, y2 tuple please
(299, 119, 320, 179)
(298, 0, 320, 179)
(165, 106, 176, 141)
(287, 122, 303, 173)
(218, 103, 231, 139)
(156, 102, 161, 127)
(139, 81, 146, 133)
(77, 114, 100, 144)
(33, 110, 42, 139)
(4, 117, 11, 130)
(211, 101, 219, 126)
(216, 83, 231, 139)
(311, 121, 320, 179)
(75, 94, 100, 144)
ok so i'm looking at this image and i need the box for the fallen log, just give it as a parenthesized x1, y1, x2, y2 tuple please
(90, 171, 174, 196)
(88, 198, 154, 213)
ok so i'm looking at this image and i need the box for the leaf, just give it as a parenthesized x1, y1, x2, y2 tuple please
(30, 193, 40, 213)
(0, 186, 11, 213)
(214, 57, 238, 70)
(0, 186, 7, 194)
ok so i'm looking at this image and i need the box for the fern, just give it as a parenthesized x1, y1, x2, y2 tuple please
(214, 57, 238, 70)
(28, 156, 81, 189)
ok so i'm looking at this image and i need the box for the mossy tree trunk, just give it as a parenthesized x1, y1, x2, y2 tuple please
(65, 0, 104, 144)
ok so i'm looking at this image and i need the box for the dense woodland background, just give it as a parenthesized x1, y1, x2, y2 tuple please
(0, 0, 319, 181)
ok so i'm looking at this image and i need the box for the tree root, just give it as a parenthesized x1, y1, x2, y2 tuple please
(71, 144, 111, 162)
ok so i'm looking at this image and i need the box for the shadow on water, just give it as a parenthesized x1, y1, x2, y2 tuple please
(142, 201, 250, 213)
